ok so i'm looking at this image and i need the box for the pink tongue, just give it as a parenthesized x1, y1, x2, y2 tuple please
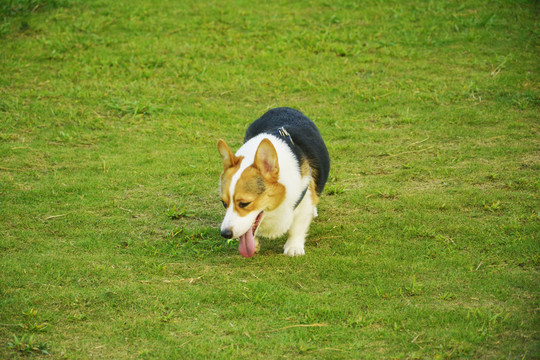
(238, 226, 256, 258)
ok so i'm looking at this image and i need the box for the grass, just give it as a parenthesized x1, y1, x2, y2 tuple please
(0, 0, 538, 358)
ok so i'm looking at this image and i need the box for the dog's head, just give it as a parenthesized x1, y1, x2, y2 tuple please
(217, 138, 285, 257)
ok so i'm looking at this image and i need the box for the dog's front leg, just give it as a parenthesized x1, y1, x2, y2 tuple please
(283, 197, 314, 256)
(254, 237, 261, 253)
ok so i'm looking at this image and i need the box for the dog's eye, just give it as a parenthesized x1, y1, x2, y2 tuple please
(238, 202, 251, 209)
(221, 200, 227, 209)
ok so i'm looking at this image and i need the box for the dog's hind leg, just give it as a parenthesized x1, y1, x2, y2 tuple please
(283, 194, 314, 257)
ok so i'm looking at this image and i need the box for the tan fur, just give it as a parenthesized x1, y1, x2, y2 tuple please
(218, 139, 243, 208)
(300, 158, 311, 178)
(301, 158, 319, 206)
(233, 163, 286, 216)
(217, 139, 240, 169)
(220, 162, 242, 208)
(310, 179, 319, 205)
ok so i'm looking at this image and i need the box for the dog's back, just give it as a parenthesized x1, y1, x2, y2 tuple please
(244, 107, 330, 195)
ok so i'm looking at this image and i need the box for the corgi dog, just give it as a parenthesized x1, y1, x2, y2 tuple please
(217, 107, 330, 257)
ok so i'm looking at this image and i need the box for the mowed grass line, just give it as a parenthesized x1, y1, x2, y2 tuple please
(0, 0, 538, 358)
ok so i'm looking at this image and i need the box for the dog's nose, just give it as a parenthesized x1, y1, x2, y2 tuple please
(221, 228, 233, 239)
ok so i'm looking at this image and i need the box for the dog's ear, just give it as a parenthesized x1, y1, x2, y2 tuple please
(217, 139, 239, 169)
(254, 138, 279, 181)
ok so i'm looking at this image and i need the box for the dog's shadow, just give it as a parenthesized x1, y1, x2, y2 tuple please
(257, 238, 287, 256)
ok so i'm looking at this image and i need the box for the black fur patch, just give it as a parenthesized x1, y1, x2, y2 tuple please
(244, 107, 330, 195)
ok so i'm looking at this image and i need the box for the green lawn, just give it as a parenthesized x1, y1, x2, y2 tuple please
(1, 0, 538, 358)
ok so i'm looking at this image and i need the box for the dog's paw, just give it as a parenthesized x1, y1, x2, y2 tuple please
(283, 246, 305, 257)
